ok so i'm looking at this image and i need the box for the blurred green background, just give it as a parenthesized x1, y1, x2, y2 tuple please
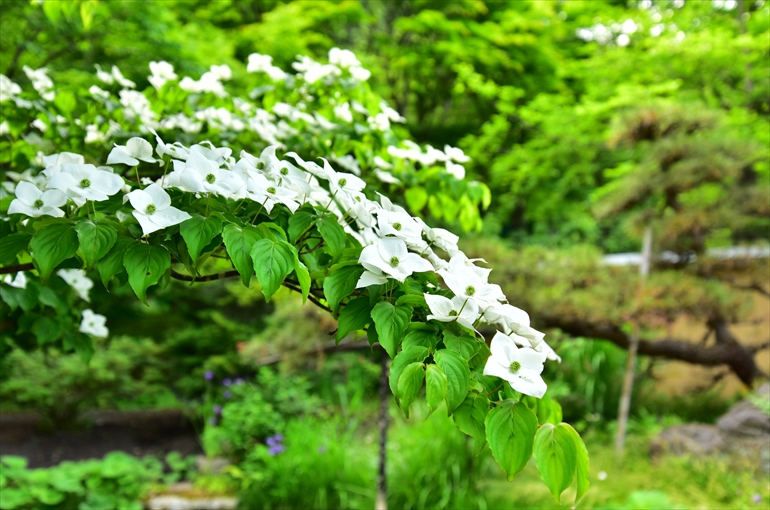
(1, 0, 768, 509)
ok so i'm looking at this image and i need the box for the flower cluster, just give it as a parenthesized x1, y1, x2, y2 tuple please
(0, 50, 489, 232)
(5, 126, 557, 396)
(265, 434, 285, 456)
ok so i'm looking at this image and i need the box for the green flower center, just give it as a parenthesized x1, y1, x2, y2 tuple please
(355, 196, 361, 202)
(33, 199, 44, 208)
(266, 186, 276, 194)
(465, 285, 476, 296)
(448, 310, 458, 317)
(257, 162, 265, 170)
(393, 222, 402, 231)
(145, 204, 156, 215)
(205, 173, 216, 184)
(389, 256, 399, 268)
(338, 178, 347, 187)
(79, 178, 91, 188)
(280, 168, 288, 175)
(509, 361, 522, 372)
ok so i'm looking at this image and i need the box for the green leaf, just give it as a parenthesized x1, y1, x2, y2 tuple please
(434, 349, 470, 414)
(453, 392, 490, 453)
(0, 232, 32, 265)
(0, 487, 33, 509)
(42, 0, 63, 23)
(425, 364, 448, 415)
(123, 242, 170, 305)
(534, 423, 578, 503)
(292, 250, 311, 304)
(62, 331, 94, 363)
(75, 220, 117, 268)
(522, 395, 563, 426)
(180, 215, 222, 265)
(563, 423, 590, 505)
(395, 294, 427, 308)
(371, 301, 413, 358)
(222, 223, 263, 287)
(402, 324, 439, 351)
(288, 208, 316, 243)
(32, 317, 61, 345)
(485, 400, 538, 481)
(405, 186, 428, 212)
(443, 331, 481, 360)
(98, 237, 132, 288)
(389, 346, 431, 402)
(335, 296, 372, 342)
(397, 362, 425, 418)
(54, 90, 76, 115)
(323, 265, 364, 312)
(251, 239, 294, 301)
(29, 223, 78, 281)
(316, 216, 346, 257)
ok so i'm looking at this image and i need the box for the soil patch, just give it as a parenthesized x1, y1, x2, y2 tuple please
(0, 409, 202, 468)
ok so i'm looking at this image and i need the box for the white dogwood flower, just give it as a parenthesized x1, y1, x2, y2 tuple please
(2, 272, 27, 289)
(47, 164, 124, 206)
(8, 182, 67, 217)
(127, 183, 191, 236)
(483, 331, 547, 398)
(79, 309, 108, 337)
(424, 293, 479, 330)
(57, 269, 94, 302)
(107, 137, 160, 166)
(359, 237, 433, 282)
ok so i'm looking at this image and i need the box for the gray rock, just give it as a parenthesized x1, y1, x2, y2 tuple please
(195, 455, 230, 475)
(651, 424, 728, 456)
(717, 383, 770, 438)
(146, 495, 237, 510)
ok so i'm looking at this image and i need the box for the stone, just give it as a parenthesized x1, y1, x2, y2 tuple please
(716, 383, 770, 439)
(651, 424, 728, 457)
(146, 495, 237, 510)
(195, 455, 230, 475)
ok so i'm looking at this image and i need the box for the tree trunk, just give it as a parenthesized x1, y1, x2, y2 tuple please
(376, 353, 390, 510)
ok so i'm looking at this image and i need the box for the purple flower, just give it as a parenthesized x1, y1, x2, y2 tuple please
(223, 390, 232, 399)
(222, 378, 232, 387)
(753, 494, 762, 504)
(213, 405, 222, 415)
(317, 445, 327, 453)
(234, 378, 244, 385)
(268, 444, 285, 456)
(204, 371, 214, 381)
(208, 417, 217, 426)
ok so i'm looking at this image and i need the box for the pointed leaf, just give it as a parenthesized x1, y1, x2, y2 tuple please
(563, 423, 590, 505)
(389, 345, 430, 405)
(397, 362, 425, 418)
(434, 349, 470, 414)
(402, 323, 439, 351)
(534, 423, 578, 504)
(453, 392, 490, 453)
(0, 232, 32, 265)
(485, 400, 538, 481)
(29, 223, 78, 281)
(316, 215, 346, 257)
(336, 296, 372, 342)
(98, 237, 132, 288)
(323, 265, 364, 312)
(123, 242, 170, 305)
(75, 220, 117, 268)
(371, 301, 413, 358)
(180, 215, 222, 264)
(425, 364, 448, 415)
(222, 223, 263, 287)
(251, 239, 294, 301)
(288, 208, 316, 243)
(292, 249, 311, 303)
